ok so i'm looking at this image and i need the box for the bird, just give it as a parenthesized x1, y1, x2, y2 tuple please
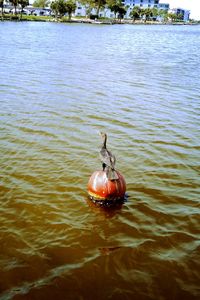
(99, 132, 119, 180)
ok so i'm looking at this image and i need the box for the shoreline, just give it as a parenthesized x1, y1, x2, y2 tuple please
(1, 15, 199, 26)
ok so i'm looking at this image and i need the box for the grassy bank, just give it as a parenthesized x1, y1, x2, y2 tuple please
(1, 14, 51, 22)
(1, 14, 200, 25)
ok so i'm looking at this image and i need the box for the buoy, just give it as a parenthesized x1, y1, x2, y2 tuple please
(87, 170, 126, 206)
(88, 132, 127, 206)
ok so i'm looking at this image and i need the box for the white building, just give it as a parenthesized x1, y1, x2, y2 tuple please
(123, 0, 160, 9)
(122, 0, 170, 19)
(75, 0, 171, 19)
(159, 3, 169, 11)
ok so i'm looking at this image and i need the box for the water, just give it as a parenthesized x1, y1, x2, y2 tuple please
(0, 21, 200, 300)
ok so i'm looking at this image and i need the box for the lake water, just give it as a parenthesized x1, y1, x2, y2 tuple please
(0, 21, 200, 300)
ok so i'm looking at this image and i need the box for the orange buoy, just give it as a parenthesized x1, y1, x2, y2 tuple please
(87, 170, 126, 205)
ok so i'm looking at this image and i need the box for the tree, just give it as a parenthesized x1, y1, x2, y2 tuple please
(0, 0, 4, 20)
(51, 0, 67, 18)
(151, 7, 159, 20)
(50, 0, 76, 20)
(139, 8, 147, 21)
(95, 0, 106, 16)
(65, 0, 76, 21)
(168, 12, 177, 22)
(140, 7, 158, 22)
(117, 5, 126, 22)
(177, 13, 184, 21)
(50, 1, 57, 17)
(142, 8, 152, 21)
(79, 0, 95, 18)
(130, 5, 141, 22)
(33, 0, 50, 8)
(107, 0, 124, 19)
(18, 0, 29, 19)
(79, 0, 106, 18)
(158, 9, 168, 22)
(10, 0, 18, 15)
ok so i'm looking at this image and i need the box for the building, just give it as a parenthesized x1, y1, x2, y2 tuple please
(6, 0, 191, 22)
(122, 0, 170, 13)
(122, 0, 160, 10)
(170, 8, 190, 21)
(75, 0, 170, 19)
(121, 0, 170, 19)
(159, 3, 169, 11)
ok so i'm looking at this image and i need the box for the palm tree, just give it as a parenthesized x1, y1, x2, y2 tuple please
(0, 0, 4, 20)
(151, 7, 159, 20)
(50, 0, 76, 20)
(117, 5, 126, 22)
(50, 0, 67, 18)
(139, 8, 147, 21)
(10, 0, 18, 15)
(177, 13, 184, 21)
(33, 0, 50, 9)
(168, 12, 177, 22)
(107, 0, 124, 20)
(18, 0, 29, 19)
(79, 0, 95, 18)
(94, 0, 106, 17)
(143, 8, 152, 21)
(130, 5, 141, 22)
(65, 0, 76, 21)
(159, 9, 168, 22)
(108, 3, 119, 19)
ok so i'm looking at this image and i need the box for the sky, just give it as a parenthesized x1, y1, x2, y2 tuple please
(160, 0, 200, 20)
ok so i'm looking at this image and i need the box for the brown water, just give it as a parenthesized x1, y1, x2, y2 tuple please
(0, 22, 200, 300)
